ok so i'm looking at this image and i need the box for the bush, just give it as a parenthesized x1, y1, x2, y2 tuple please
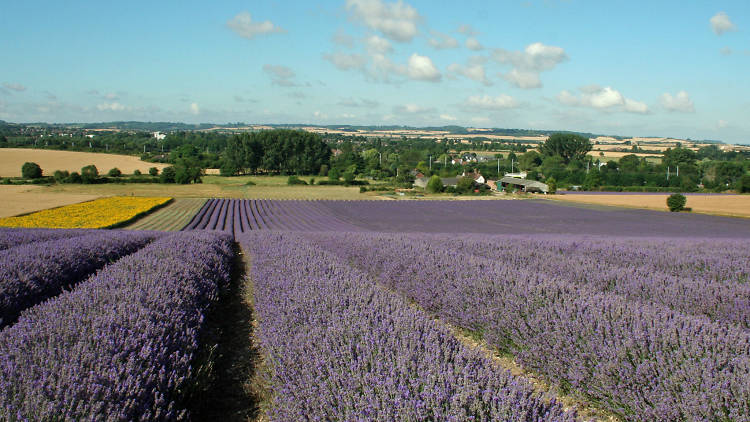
(287, 175, 308, 185)
(21, 162, 43, 179)
(108, 168, 122, 177)
(159, 166, 176, 183)
(426, 175, 444, 193)
(53, 170, 69, 183)
(148, 167, 159, 176)
(667, 193, 687, 212)
(244, 180, 256, 186)
(66, 172, 82, 183)
(546, 177, 557, 194)
(133, 169, 142, 176)
(328, 168, 340, 181)
(342, 171, 356, 185)
(455, 176, 475, 194)
(81, 165, 98, 184)
(219, 162, 238, 176)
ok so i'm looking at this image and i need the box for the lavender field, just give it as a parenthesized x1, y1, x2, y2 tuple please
(1, 198, 749, 421)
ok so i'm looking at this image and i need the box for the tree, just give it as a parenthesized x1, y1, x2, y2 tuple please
(108, 167, 122, 177)
(160, 166, 176, 183)
(81, 165, 98, 184)
(738, 174, 750, 193)
(518, 150, 542, 170)
(583, 171, 602, 190)
(174, 159, 202, 184)
(148, 167, 159, 176)
(66, 171, 82, 183)
(539, 133, 592, 164)
(455, 176, 475, 194)
(667, 193, 687, 212)
(426, 175, 444, 193)
(134, 169, 142, 176)
(618, 154, 640, 172)
(21, 162, 42, 179)
(328, 167, 340, 181)
(546, 177, 557, 194)
(342, 170, 356, 185)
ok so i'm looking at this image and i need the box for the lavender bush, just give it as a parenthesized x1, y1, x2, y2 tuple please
(0, 227, 92, 251)
(0, 230, 158, 328)
(305, 231, 750, 421)
(0, 231, 233, 421)
(238, 231, 576, 422)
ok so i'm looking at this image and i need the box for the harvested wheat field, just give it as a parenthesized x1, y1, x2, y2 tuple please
(0, 148, 168, 177)
(0, 185, 100, 218)
(551, 193, 750, 218)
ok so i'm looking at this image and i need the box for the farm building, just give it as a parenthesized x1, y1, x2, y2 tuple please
(500, 176, 549, 193)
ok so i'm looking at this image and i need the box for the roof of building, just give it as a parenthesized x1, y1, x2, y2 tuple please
(500, 177, 549, 192)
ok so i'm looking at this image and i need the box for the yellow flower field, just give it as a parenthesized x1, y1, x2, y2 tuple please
(0, 196, 171, 229)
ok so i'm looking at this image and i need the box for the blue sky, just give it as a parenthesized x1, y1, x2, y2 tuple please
(1, 0, 749, 143)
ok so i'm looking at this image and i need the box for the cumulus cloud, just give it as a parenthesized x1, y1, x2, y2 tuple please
(660, 91, 695, 113)
(338, 97, 380, 108)
(457, 24, 478, 36)
(501, 69, 541, 89)
(332, 29, 355, 48)
(464, 94, 519, 110)
(324, 52, 368, 70)
(345, 0, 420, 42)
(710, 12, 736, 35)
(428, 31, 458, 49)
(3, 83, 26, 92)
(447, 62, 491, 86)
(491, 42, 567, 89)
(97, 102, 126, 111)
(440, 114, 457, 121)
(557, 85, 649, 114)
(465, 37, 483, 51)
(365, 35, 393, 54)
(227, 11, 285, 39)
(406, 53, 441, 82)
(394, 103, 435, 114)
(190, 103, 200, 115)
(263, 64, 298, 86)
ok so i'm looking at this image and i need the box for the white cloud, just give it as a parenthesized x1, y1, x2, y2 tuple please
(720, 46, 732, 56)
(394, 103, 434, 114)
(263, 64, 298, 86)
(470, 116, 490, 124)
(190, 103, 200, 115)
(457, 24, 478, 36)
(447, 62, 491, 86)
(3, 83, 26, 92)
(313, 110, 328, 119)
(406, 53, 441, 82)
(428, 31, 458, 49)
(440, 114, 457, 121)
(465, 37, 483, 51)
(501, 69, 541, 89)
(710, 12, 736, 35)
(324, 53, 367, 70)
(338, 97, 380, 108)
(491, 42, 567, 89)
(345, 0, 420, 42)
(660, 91, 695, 113)
(103, 92, 118, 100)
(332, 29, 355, 48)
(365, 35, 393, 54)
(227, 12, 285, 39)
(717, 119, 729, 129)
(557, 86, 649, 114)
(97, 102, 126, 112)
(464, 94, 519, 110)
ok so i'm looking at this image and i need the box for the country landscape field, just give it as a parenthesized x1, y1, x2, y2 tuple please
(2, 1, 749, 421)
(1, 196, 749, 421)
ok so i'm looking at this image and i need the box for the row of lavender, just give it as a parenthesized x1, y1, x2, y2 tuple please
(304, 231, 750, 421)
(0, 231, 233, 420)
(0, 230, 158, 328)
(0, 227, 93, 251)
(183, 199, 361, 236)
(239, 231, 577, 421)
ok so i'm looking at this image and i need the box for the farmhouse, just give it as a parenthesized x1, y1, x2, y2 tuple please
(500, 176, 549, 193)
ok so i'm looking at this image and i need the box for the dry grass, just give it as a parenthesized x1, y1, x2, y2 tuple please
(550, 193, 750, 218)
(0, 148, 168, 176)
(0, 186, 100, 218)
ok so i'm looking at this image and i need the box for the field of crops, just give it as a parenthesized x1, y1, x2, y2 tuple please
(0, 196, 171, 228)
(1, 198, 749, 421)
